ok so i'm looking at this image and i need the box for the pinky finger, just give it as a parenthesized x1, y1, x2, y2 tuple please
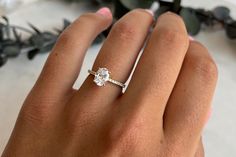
(195, 138, 205, 157)
(163, 41, 218, 155)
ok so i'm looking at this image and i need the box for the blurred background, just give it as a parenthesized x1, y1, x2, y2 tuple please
(0, 0, 236, 156)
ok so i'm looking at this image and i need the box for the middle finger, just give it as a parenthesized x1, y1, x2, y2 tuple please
(122, 12, 189, 129)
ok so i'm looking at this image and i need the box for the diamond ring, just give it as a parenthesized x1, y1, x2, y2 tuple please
(88, 68, 126, 88)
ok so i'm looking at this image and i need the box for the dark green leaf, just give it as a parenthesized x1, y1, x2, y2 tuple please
(27, 48, 40, 60)
(3, 45, 21, 57)
(93, 33, 105, 44)
(1, 16, 10, 38)
(113, 0, 130, 19)
(0, 53, 8, 67)
(0, 24, 4, 41)
(213, 6, 230, 22)
(29, 34, 45, 47)
(120, 0, 154, 9)
(28, 23, 41, 34)
(225, 21, 236, 39)
(172, 0, 181, 13)
(63, 19, 71, 29)
(180, 8, 201, 35)
(13, 27, 22, 43)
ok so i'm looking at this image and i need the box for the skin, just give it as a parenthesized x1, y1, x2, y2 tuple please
(1, 8, 217, 157)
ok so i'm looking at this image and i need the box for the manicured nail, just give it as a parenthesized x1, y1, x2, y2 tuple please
(145, 9, 154, 16)
(96, 7, 112, 18)
(189, 36, 195, 41)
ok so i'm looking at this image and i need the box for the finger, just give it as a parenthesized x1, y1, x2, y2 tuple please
(122, 12, 189, 127)
(31, 8, 112, 101)
(195, 138, 205, 157)
(74, 9, 154, 107)
(164, 41, 218, 155)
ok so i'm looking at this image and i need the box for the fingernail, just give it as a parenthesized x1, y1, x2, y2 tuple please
(189, 36, 195, 41)
(96, 7, 112, 18)
(145, 9, 154, 16)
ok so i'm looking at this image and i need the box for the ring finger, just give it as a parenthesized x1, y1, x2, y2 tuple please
(71, 9, 154, 110)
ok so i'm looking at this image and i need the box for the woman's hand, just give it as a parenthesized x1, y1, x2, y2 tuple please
(2, 8, 217, 157)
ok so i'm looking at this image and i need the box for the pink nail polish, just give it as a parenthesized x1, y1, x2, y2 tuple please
(96, 7, 112, 18)
(189, 36, 195, 41)
(145, 9, 154, 16)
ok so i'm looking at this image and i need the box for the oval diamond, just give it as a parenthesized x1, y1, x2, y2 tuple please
(93, 68, 110, 86)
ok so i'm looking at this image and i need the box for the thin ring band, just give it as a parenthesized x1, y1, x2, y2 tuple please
(88, 68, 126, 88)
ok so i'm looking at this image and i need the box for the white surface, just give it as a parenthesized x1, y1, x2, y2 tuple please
(0, 0, 236, 156)
(0, 0, 38, 14)
(226, 0, 236, 5)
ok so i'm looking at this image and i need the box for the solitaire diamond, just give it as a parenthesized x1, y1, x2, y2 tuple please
(88, 68, 125, 88)
(93, 68, 110, 86)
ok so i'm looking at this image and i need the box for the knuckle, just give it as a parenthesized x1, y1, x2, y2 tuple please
(57, 30, 75, 46)
(107, 115, 144, 150)
(154, 12, 188, 47)
(160, 12, 184, 23)
(164, 138, 185, 157)
(112, 20, 137, 41)
(65, 110, 99, 138)
(187, 51, 218, 82)
(57, 13, 100, 45)
(19, 97, 55, 128)
(164, 147, 183, 157)
(154, 26, 188, 47)
(20, 103, 52, 128)
(76, 13, 96, 25)
(76, 13, 109, 32)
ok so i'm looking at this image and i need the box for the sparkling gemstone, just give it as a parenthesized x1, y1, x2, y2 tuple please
(94, 68, 110, 86)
